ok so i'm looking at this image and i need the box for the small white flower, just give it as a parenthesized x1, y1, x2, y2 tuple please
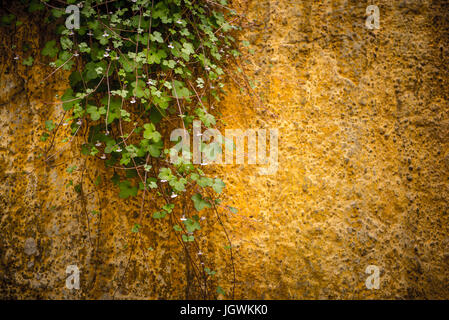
(73, 52, 79, 57)
(205, 66, 210, 71)
(116, 147, 122, 152)
(200, 162, 208, 166)
(200, 216, 206, 221)
(160, 179, 167, 183)
(76, 119, 82, 126)
(176, 20, 183, 24)
(168, 43, 174, 49)
(100, 154, 106, 159)
(130, 97, 136, 104)
(103, 32, 109, 37)
(180, 215, 187, 221)
(95, 141, 102, 147)
(103, 52, 109, 58)
(63, 122, 68, 126)
(87, 31, 93, 36)
(198, 251, 203, 255)
(171, 193, 178, 198)
(14, 56, 19, 60)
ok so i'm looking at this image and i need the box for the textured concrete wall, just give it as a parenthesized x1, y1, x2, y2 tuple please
(1, 0, 449, 299)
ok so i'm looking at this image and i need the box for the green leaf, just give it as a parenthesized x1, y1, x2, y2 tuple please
(51, 9, 64, 18)
(172, 80, 191, 100)
(1, 14, 15, 25)
(42, 40, 59, 58)
(191, 193, 211, 211)
(163, 59, 176, 69)
(74, 183, 82, 193)
(60, 37, 73, 50)
(147, 142, 163, 157)
(94, 176, 102, 186)
(28, 1, 44, 13)
(153, 211, 166, 219)
(131, 223, 141, 233)
(181, 42, 194, 60)
(228, 206, 238, 214)
(118, 181, 138, 199)
(182, 234, 194, 242)
(212, 178, 225, 194)
(143, 123, 161, 142)
(90, 146, 99, 156)
(40, 132, 49, 142)
(150, 31, 164, 43)
(158, 167, 173, 181)
(195, 108, 216, 128)
(45, 120, 55, 131)
(183, 218, 201, 233)
(111, 172, 120, 185)
(22, 56, 34, 66)
(162, 203, 175, 213)
(169, 177, 187, 192)
(66, 165, 77, 174)
(119, 55, 136, 73)
(145, 48, 167, 64)
(217, 286, 226, 296)
(205, 267, 216, 276)
(86, 105, 105, 121)
(61, 88, 77, 111)
(132, 79, 150, 99)
(197, 177, 213, 188)
(81, 143, 90, 156)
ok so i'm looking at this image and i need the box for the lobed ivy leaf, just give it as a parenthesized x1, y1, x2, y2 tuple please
(217, 286, 226, 296)
(42, 40, 59, 58)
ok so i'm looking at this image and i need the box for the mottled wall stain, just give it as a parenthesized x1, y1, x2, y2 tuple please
(1, 0, 449, 299)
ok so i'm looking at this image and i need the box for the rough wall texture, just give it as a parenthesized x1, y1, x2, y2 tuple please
(1, 0, 449, 299)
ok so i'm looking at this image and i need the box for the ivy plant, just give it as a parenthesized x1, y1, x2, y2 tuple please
(19, 0, 241, 298)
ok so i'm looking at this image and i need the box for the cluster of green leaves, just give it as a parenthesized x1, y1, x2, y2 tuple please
(23, 0, 239, 297)
(37, 0, 237, 206)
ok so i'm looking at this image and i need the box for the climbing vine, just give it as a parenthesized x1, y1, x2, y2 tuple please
(2, 0, 245, 298)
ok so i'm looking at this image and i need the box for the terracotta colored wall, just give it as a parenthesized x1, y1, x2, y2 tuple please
(1, 0, 449, 299)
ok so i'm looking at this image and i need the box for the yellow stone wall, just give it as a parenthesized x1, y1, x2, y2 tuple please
(1, 0, 449, 299)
